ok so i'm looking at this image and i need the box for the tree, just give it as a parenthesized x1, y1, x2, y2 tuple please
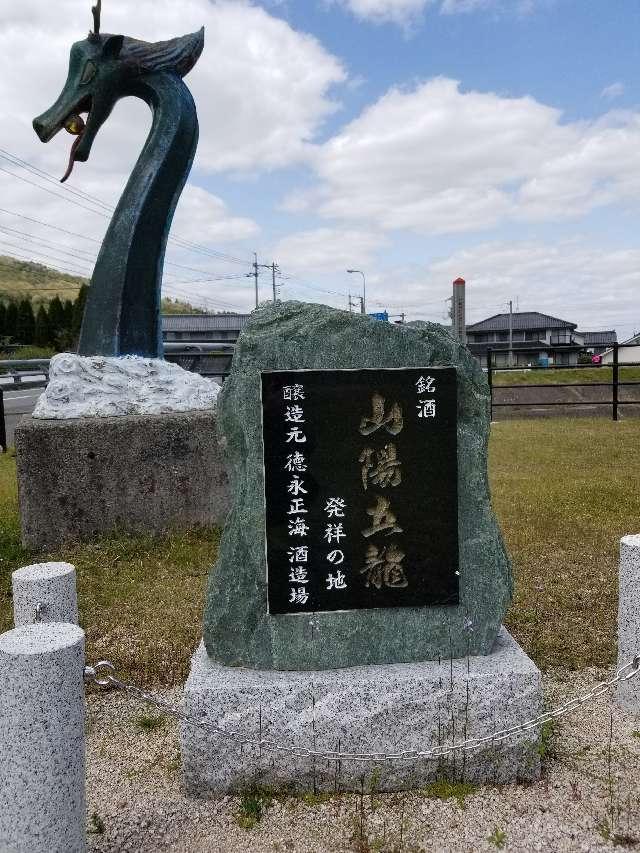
(63, 299, 74, 330)
(0, 302, 6, 339)
(34, 304, 52, 348)
(72, 284, 88, 344)
(48, 296, 65, 345)
(16, 299, 35, 345)
(5, 301, 18, 342)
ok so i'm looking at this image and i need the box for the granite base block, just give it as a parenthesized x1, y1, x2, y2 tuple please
(181, 628, 543, 793)
(16, 410, 230, 549)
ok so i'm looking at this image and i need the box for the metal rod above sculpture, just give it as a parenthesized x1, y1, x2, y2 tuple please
(32, 2, 204, 358)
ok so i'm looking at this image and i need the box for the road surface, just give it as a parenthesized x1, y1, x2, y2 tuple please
(2, 387, 43, 448)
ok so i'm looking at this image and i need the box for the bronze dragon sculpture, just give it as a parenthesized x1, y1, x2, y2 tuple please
(33, 1, 204, 358)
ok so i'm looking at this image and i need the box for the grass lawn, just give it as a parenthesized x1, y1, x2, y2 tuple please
(1, 417, 638, 683)
(0, 450, 217, 686)
(492, 365, 640, 386)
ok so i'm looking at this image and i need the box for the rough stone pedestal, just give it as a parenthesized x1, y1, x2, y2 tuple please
(16, 410, 230, 549)
(617, 534, 640, 711)
(181, 628, 543, 793)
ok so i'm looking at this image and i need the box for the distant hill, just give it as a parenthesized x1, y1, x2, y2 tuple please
(161, 297, 205, 315)
(0, 255, 203, 314)
(0, 255, 84, 303)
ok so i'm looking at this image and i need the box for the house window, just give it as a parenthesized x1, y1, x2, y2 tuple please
(551, 332, 573, 345)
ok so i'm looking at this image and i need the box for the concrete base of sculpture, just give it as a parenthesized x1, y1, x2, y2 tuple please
(15, 410, 230, 549)
(180, 627, 543, 793)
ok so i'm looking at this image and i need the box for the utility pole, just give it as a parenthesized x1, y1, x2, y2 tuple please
(270, 262, 280, 303)
(510, 299, 514, 366)
(346, 269, 366, 314)
(348, 294, 364, 313)
(252, 252, 259, 309)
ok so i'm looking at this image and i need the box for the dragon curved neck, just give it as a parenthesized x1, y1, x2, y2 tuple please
(79, 73, 198, 357)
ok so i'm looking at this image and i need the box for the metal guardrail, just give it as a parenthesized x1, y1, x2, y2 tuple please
(486, 342, 640, 421)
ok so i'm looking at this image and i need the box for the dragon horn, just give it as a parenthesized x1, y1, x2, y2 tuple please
(91, 0, 101, 37)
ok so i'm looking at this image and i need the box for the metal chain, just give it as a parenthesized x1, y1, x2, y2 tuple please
(84, 655, 640, 765)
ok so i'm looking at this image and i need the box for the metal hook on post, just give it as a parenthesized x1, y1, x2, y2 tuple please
(84, 659, 116, 688)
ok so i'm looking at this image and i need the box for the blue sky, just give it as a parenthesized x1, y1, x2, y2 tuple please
(1, 0, 639, 333)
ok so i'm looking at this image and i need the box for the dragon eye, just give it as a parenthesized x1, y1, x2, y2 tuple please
(80, 60, 97, 85)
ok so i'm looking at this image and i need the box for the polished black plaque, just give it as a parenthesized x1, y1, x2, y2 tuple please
(261, 368, 459, 614)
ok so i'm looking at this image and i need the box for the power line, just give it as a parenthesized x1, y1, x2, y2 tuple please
(0, 210, 256, 287)
(0, 207, 102, 245)
(0, 164, 112, 219)
(0, 149, 253, 268)
(0, 237, 94, 271)
(0, 245, 92, 278)
(275, 271, 349, 300)
(0, 225, 98, 264)
(0, 149, 113, 213)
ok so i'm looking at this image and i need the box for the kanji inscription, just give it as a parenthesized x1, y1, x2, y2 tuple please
(261, 368, 459, 614)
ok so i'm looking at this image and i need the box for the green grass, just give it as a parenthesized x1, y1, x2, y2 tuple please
(492, 419, 640, 670)
(134, 713, 166, 733)
(1, 418, 639, 682)
(0, 345, 56, 363)
(420, 780, 478, 808)
(0, 451, 218, 685)
(492, 366, 640, 386)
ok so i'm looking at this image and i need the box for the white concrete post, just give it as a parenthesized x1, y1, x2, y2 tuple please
(0, 622, 86, 853)
(12, 562, 79, 627)
(617, 534, 640, 711)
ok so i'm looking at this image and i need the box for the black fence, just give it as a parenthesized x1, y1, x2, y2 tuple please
(487, 342, 640, 421)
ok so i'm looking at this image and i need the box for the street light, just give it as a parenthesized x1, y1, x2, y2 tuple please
(346, 269, 366, 314)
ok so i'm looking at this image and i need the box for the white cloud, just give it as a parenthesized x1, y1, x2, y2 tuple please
(405, 240, 640, 332)
(172, 186, 258, 244)
(328, 0, 434, 27)
(272, 227, 387, 274)
(601, 82, 624, 101)
(0, 0, 347, 307)
(300, 78, 640, 235)
(266, 233, 640, 334)
(2, 0, 346, 175)
(330, 0, 540, 26)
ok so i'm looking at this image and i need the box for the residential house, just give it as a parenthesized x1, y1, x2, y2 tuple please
(601, 333, 640, 365)
(466, 311, 583, 367)
(580, 330, 617, 356)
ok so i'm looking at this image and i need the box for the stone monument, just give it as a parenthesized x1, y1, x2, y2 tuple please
(181, 301, 543, 792)
(16, 2, 229, 547)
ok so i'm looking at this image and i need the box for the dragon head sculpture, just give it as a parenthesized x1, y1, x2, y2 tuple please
(33, 0, 204, 182)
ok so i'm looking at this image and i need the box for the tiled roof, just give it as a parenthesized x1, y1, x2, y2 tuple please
(580, 330, 617, 345)
(466, 311, 576, 333)
(161, 313, 250, 332)
(467, 340, 580, 355)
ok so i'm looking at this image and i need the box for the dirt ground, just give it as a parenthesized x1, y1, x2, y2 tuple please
(86, 667, 640, 853)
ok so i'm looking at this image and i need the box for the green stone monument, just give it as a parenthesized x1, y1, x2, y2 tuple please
(182, 300, 542, 793)
(202, 300, 512, 670)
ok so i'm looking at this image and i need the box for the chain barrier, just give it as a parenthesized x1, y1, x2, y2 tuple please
(84, 655, 640, 765)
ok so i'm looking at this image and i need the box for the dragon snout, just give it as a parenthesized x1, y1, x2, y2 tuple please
(33, 113, 57, 143)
